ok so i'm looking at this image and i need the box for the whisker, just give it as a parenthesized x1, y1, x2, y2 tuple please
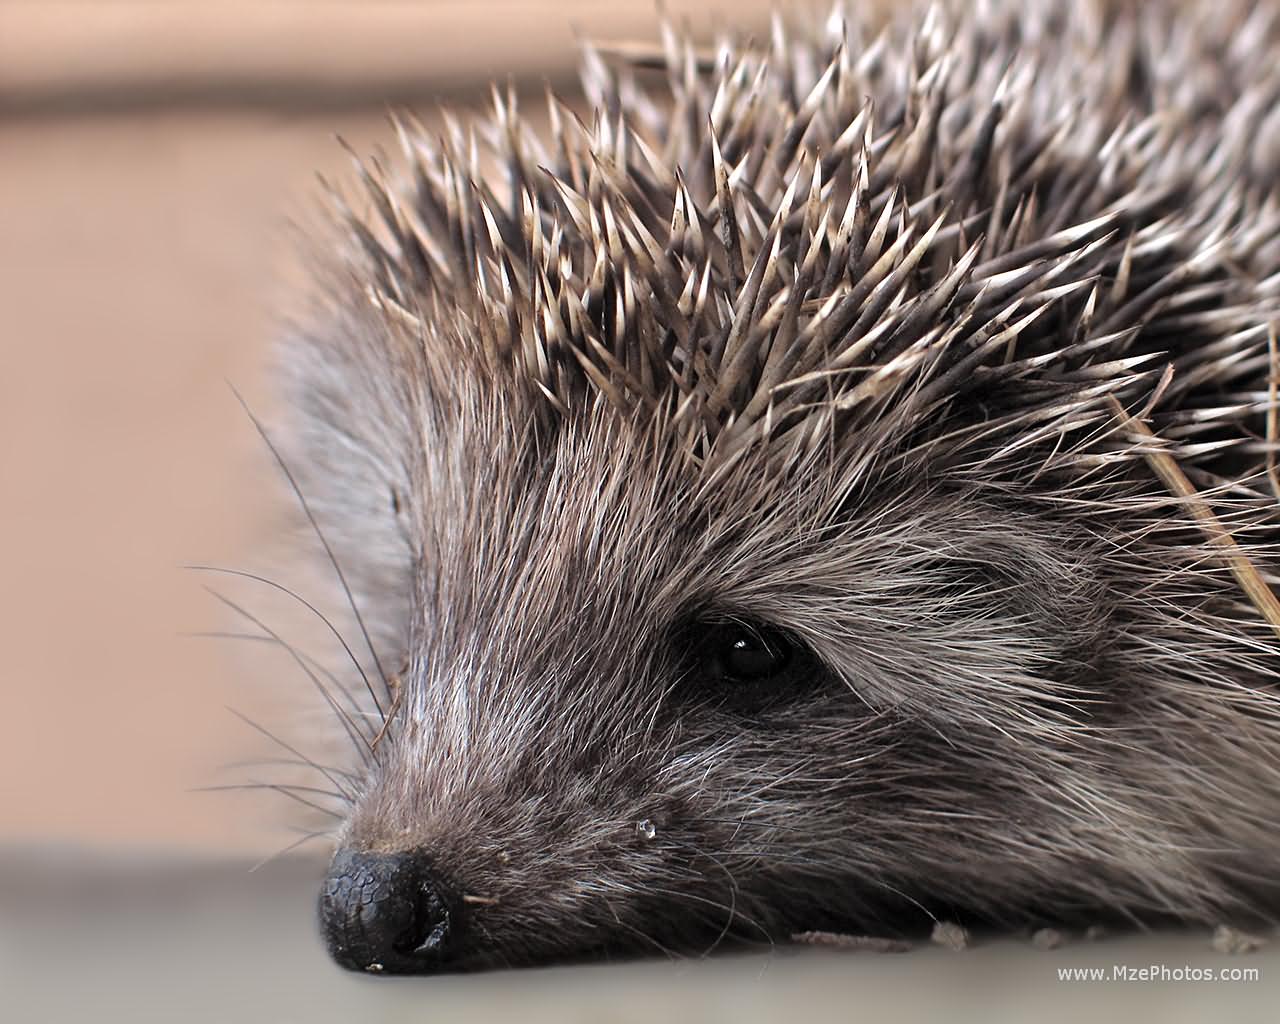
(694, 846, 757, 959)
(600, 896, 682, 961)
(194, 782, 352, 805)
(693, 832, 940, 926)
(860, 877, 938, 924)
(183, 629, 369, 726)
(249, 830, 332, 873)
(216, 756, 361, 786)
(224, 705, 360, 800)
(200, 778, 347, 820)
(201, 586, 375, 764)
(469, 918, 515, 971)
(228, 383, 393, 712)
(645, 880, 774, 949)
(186, 565, 385, 724)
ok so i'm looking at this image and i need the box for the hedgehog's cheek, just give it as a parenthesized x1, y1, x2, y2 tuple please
(318, 847, 464, 974)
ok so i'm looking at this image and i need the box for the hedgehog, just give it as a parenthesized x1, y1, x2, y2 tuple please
(257, 0, 1280, 973)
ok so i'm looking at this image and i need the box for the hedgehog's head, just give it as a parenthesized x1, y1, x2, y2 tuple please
(312, 385, 1131, 972)
(273, 0, 1279, 974)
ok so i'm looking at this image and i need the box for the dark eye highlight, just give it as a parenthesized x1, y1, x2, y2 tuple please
(669, 618, 828, 716)
(708, 623, 793, 683)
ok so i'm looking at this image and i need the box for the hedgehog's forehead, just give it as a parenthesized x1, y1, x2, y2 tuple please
(409, 398, 817, 613)
(417, 401, 677, 568)
(402, 409, 692, 705)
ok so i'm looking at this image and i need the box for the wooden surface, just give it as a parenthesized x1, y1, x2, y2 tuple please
(5, 852, 1277, 1023)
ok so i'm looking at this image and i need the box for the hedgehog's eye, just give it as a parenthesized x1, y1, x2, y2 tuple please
(703, 623, 793, 683)
(674, 620, 823, 713)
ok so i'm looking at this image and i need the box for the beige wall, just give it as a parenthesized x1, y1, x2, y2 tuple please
(0, 1, 774, 856)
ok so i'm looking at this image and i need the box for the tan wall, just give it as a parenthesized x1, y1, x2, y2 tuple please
(0, 1, 774, 856)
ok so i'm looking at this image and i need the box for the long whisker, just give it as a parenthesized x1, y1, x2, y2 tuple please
(249, 830, 332, 873)
(216, 754, 361, 786)
(203, 586, 376, 763)
(194, 782, 353, 804)
(641, 835, 757, 958)
(197, 778, 347, 820)
(694, 828, 940, 925)
(183, 629, 369, 725)
(229, 383, 392, 713)
(644, 883, 774, 949)
(600, 896, 682, 961)
(186, 565, 384, 724)
(223, 706, 361, 800)
(694, 846, 758, 959)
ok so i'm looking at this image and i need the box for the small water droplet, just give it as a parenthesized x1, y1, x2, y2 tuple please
(637, 819, 657, 840)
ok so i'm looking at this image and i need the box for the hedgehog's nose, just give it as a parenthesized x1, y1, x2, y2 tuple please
(319, 849, 461, 973)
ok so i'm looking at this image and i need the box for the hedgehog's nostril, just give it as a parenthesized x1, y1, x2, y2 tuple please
(318, 848, 461, 973)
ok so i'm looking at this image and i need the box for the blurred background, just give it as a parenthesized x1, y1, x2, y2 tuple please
(1, 2, 1275, 1019)
(0, 0, 778, 861)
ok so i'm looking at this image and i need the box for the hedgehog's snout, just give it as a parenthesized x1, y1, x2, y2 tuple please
(318, 848, 462, 974)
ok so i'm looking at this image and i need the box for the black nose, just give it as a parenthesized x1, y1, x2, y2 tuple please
(319, 849, 461, 973)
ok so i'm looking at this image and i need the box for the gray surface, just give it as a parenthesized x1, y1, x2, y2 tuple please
(3, 851, 1277, 1023)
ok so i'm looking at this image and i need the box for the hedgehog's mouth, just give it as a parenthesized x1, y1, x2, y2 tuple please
(317, 845, 788, 974)
(317, 844, 938, 974)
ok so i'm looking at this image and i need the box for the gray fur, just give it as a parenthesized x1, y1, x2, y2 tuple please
(277, 0, 1280, 965)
